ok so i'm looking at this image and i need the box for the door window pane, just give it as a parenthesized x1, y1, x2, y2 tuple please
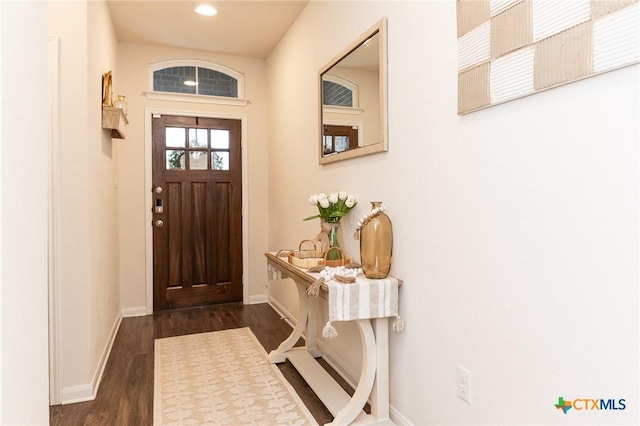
(210, 129, 230, 149)
(335, 136, 349, 153)
(212, 152, 229, 170)
(323, 135, 333, 155)
(166, 150, 185, 169)
(189, 151, 208, 170)
(164, 125, 232, 171)
(166, 127, 186, 148)
(189, 128, 208, 148)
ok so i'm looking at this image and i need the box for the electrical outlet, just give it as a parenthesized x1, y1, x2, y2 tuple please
(457, 365, 471, 403)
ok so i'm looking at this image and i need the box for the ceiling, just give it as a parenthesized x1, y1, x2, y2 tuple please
(107, 0, 309, 59)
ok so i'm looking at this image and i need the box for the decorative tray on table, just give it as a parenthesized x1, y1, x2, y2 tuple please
(287, 240, 352, 268)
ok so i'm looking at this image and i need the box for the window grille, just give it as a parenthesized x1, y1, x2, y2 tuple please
(149, 60, 244, 100)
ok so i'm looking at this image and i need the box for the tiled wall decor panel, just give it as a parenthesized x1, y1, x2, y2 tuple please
(592, 0, 638, 18)
(593, 2, 640, 72)
(535, 22, 592, 90)
(490, 47, 534, 104)
(532, 0, 591, 42)
(457, 0, 639, 114)
(458, 63, 491, 113)
(491, 0, 532, 59)
(458, 21, 491, 71)
(491, 0, 521, 16)
(457, 0, 490, 37)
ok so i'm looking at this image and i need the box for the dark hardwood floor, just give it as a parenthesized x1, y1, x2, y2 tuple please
(49, 303, 355, 425)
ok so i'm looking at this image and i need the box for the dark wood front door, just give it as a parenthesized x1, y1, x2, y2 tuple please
(152, 115, 242, 310)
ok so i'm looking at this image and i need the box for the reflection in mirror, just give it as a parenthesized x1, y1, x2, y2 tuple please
(319, 18, 387, 164)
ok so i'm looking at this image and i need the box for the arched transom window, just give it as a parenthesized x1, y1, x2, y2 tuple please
(147, 60, 247, 106)
(322, 75, 358, 108)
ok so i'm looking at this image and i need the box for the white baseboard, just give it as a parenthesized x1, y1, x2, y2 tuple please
(121, 306, 147, 317)
(390, 405, 414, 426)
(60, 311, 123, 405)
(248, 294, 268, 305)
(59, 383, 94, 405)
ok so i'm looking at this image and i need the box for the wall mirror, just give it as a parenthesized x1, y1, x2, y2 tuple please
(319, 18, 388, 165)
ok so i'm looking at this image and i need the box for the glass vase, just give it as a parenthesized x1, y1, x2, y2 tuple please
(359, 201, 393, 279)
(114, 95, 128, 116)
(326, 221, 341, 261)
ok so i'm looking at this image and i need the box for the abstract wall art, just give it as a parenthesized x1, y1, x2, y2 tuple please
(457, 0, 640, 114)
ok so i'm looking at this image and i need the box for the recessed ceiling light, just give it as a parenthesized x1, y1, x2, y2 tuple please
(195, 4, 217, 16)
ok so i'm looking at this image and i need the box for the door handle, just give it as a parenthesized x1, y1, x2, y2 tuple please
(155, 220, 164, 228)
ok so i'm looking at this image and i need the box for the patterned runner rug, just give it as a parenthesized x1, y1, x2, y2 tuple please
(154, 327, 318, 425)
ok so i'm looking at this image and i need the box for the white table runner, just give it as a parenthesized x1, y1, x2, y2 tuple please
(322, 276, 403, 338)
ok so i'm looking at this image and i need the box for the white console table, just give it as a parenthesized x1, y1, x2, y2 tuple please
(265, 252, 400, 426)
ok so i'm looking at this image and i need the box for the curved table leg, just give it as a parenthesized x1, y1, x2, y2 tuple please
(268, 281, 309, 363)
(329, 319, 377, 426)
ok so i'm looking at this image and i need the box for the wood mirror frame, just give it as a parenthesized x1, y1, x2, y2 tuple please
(319, 18, 388, 165)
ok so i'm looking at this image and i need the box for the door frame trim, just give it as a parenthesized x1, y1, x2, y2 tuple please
(48, 35, 62, 405)
(144, 107, 249, 314)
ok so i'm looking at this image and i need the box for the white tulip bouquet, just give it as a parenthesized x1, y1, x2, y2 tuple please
(304, 191, 357, 223)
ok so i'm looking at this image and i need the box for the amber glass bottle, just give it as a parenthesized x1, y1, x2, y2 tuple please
(359, 202, 393, 279)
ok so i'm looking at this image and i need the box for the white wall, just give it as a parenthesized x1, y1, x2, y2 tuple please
(87, 0, 121, 395)
(0, 1, 50, 423)
(267, 1, 639, 424)
(48, 0, 121, 403)
(48, 0, 91, 396)
(116, 43, 269, 311)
